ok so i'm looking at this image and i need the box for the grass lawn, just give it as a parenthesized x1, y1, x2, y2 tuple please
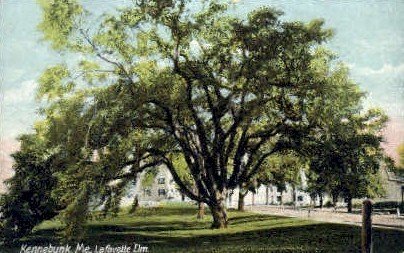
(3, 203, 404, 253)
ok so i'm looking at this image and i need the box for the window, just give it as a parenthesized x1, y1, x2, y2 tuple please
(144, 189, 151, 196)
(158, 189, 166, 196)
(297, 196, 303, 202)
(158, 177, 165, 184)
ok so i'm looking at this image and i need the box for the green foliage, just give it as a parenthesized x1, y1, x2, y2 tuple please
(306, 108, 388, 206)
(258, 151, 305, 193)
(37, 0, 83, 50)
(37, 65, 73, 101)
(324, 200, 333, 208)
(78, 60, 108, 85)
(59, 184, 91, 241)
(142, 167, 159, 188)
(171, 154, 194, 190)
(0, 135, 61, 244)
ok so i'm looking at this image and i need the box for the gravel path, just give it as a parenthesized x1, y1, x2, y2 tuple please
(249, 205, 404, 231)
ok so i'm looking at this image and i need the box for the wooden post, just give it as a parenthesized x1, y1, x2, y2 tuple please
(401, 186, 404, 206)
(362, 199, 372, 253)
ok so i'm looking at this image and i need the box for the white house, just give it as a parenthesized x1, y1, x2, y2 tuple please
(121, 165, 313, 207)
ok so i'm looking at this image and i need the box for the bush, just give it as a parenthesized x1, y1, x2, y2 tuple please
(352, 202, 362, 209)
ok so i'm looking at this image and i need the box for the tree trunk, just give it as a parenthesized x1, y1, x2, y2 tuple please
(319, 193, 323, 209)
(332, 193, 338, 211)
(292, 185, 297, 208)
(252, 193, 255, 206)
(347, 195, 353, 213)
(280, 191, 283, 205)
(209, 202, 228, 229)
(238, 191, 246, 211)
(265, 186, 269, 205)
(181, 193, 185, 202)
(197, 201, 205, 219)
(128, 195, 139, 214)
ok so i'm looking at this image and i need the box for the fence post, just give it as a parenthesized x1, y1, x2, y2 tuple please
(362, 199, 372, 253)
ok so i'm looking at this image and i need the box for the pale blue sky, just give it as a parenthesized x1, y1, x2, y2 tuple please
(1, 1, 403, 162)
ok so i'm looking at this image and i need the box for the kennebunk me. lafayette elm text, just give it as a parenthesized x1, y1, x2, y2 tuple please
(19, 243, 148, 253)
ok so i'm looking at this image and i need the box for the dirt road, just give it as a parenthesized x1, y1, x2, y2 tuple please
(250, 205, 404, 231)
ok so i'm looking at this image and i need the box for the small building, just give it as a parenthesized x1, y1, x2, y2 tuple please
(376, 167, 404, 202)
(139, 167, 183, 202)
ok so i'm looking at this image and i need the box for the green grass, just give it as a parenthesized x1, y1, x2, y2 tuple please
(3, 203, 404, 253)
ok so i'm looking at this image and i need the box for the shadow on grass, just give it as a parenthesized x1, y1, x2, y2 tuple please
(228, 214, 287, 225)
(3, 207, 404, 253)
(87, 221, 208, 233)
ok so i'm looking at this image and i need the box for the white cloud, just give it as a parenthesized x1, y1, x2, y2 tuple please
(354, 37, 404, 54)
(3, 80, 38, 104)
(357, 63, 404, 76)
(3, 68, 25, 83)
(345, 63, 356, 69)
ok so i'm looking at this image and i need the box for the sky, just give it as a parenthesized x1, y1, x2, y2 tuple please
(1, 0, 403, 190)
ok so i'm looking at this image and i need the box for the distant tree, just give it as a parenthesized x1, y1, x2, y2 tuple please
(308, 109, 388, 212)
(397, 143, 404, 171)
(236, 180, 257, 212)
(276, 152, 306, 207)
(306, 169, 327, 208)
(0, 134, 62, 244)
(254, 151, 305, 207)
